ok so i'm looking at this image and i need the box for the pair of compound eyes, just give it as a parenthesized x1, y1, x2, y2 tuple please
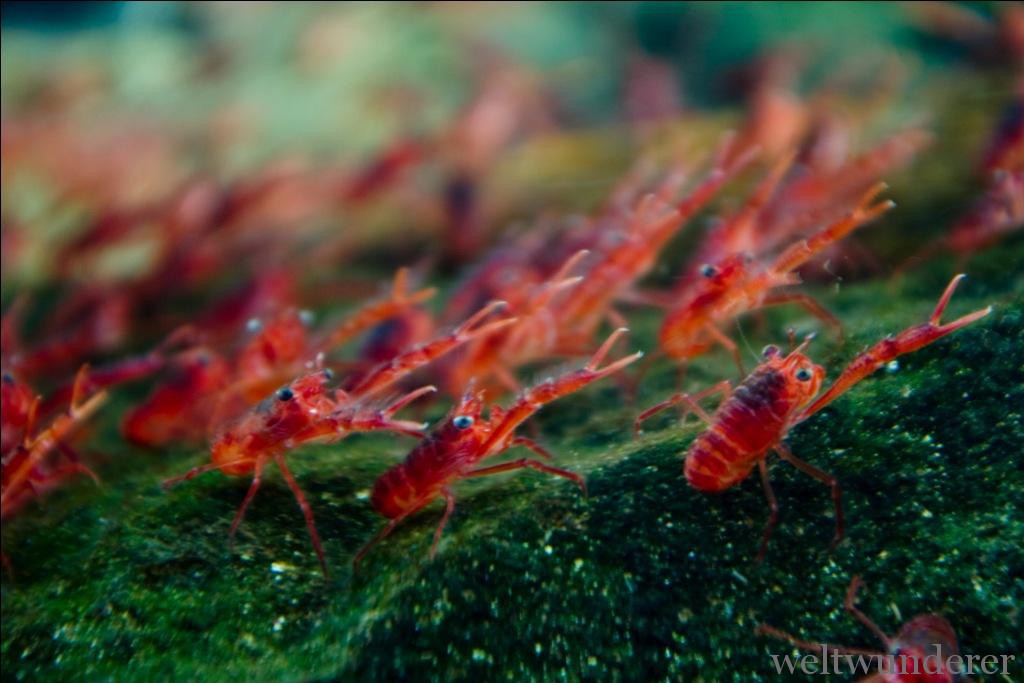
(275, 368, 335, 402)
(246, 310, 315, 333)
(761, 345, 813, 381)
(700, 254, 753, 278)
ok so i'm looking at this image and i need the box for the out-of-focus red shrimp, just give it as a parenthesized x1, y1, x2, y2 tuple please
(124, 268, 436, 447)
(682, 151, 798, 276)
(947, 168, 1024, 255)
(341, 304, 435, 392)
(756, 128, 930, 257)
(121, 348, 231, 448)
(37, 325, 196, 418)
(2, 290, 132, 380)
(441, 234, 548, 328)
(162, 301, 516, 577)
(340, 139, 428, 205)
(623, 52, 685, 129)
(223, 267, 437, 404)
(908, 1, 1024, 65)
(557, 136, 756, 345)
(637, 274, 990, 559)
(353, 328, 643, 569)
(730, 51, 808, 163)
(437, 249, 589, 396)
(2, 367, 105, 528)
(658, 183, 895, 375)
(191, 268, 299, 347)
(979, 87, 1024, 174)
(758, 576, 963, 683)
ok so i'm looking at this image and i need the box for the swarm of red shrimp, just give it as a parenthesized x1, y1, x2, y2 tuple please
(1, 41, 1011, 588)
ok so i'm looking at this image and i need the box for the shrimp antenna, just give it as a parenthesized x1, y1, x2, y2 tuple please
(790, 332, 816, 357)
(733, 318, 762, 365)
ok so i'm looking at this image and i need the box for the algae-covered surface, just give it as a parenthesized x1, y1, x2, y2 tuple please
(3, 251, 1022, 681)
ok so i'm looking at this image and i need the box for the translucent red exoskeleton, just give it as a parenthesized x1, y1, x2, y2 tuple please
(758, 576, 966, 683)
(656, 182, 895, 376)
(353, 328, 643, 569)
(1, 367, 105, 571)
(161, 300, 515, 577)
(122, 267, 436, 448)
(636, 274, 991, 559)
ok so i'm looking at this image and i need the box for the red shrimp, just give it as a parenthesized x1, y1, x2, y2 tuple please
(2, 367, 105, 569)
(556, 136, 756, 345)
(947, 168, 1024, 255)
(758, 576, 965, 683)
(124, 268, 436, 447)
(162, 301, 516, 577)
(657, 183, 894, 375)
(354, 328, 643, 569)
(636, 274, 990, 559)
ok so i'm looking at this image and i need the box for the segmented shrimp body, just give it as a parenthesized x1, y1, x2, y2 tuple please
(759, 577, 962, 683)
(557, 138, 755, 344)
(124, 267, 436, 447)
(225, 267, 438, 405)
(433, 136, 751, 396)
(979, 91, 1023, 174)
(438, 249, 589, 395)
(757, 128, 929, 250)
(684, 356, 821, 492)
(2, 367, 104, 522)
(122, 348, 230, 447)
(163, 300, 515, 576)
(658, 182, 895, 373)
(638, 275, 991, 558)
(354, 328, 643, 568)
(947, 168, 1024, 255)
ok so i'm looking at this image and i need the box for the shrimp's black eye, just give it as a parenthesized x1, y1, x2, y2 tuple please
(322, 368, 335, 381)
(700, 264, 717, 278)
(277, 387, 295, 401)
(762, 344, 780, 358)
(453, 415, 474, 430)
(795, 368, 812, 381)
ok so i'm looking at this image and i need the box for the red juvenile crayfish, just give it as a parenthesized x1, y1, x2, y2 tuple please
(636, 274, 990, 559)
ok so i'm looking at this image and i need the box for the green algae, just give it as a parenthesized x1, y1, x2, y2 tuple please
(3, 251, 1022, 682)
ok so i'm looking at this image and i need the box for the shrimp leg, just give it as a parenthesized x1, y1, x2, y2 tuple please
(465, 458, 586, 494)
(775, 443, 844, 550)
(757, 458, 779, 562)
(634, 380, 732, 436)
